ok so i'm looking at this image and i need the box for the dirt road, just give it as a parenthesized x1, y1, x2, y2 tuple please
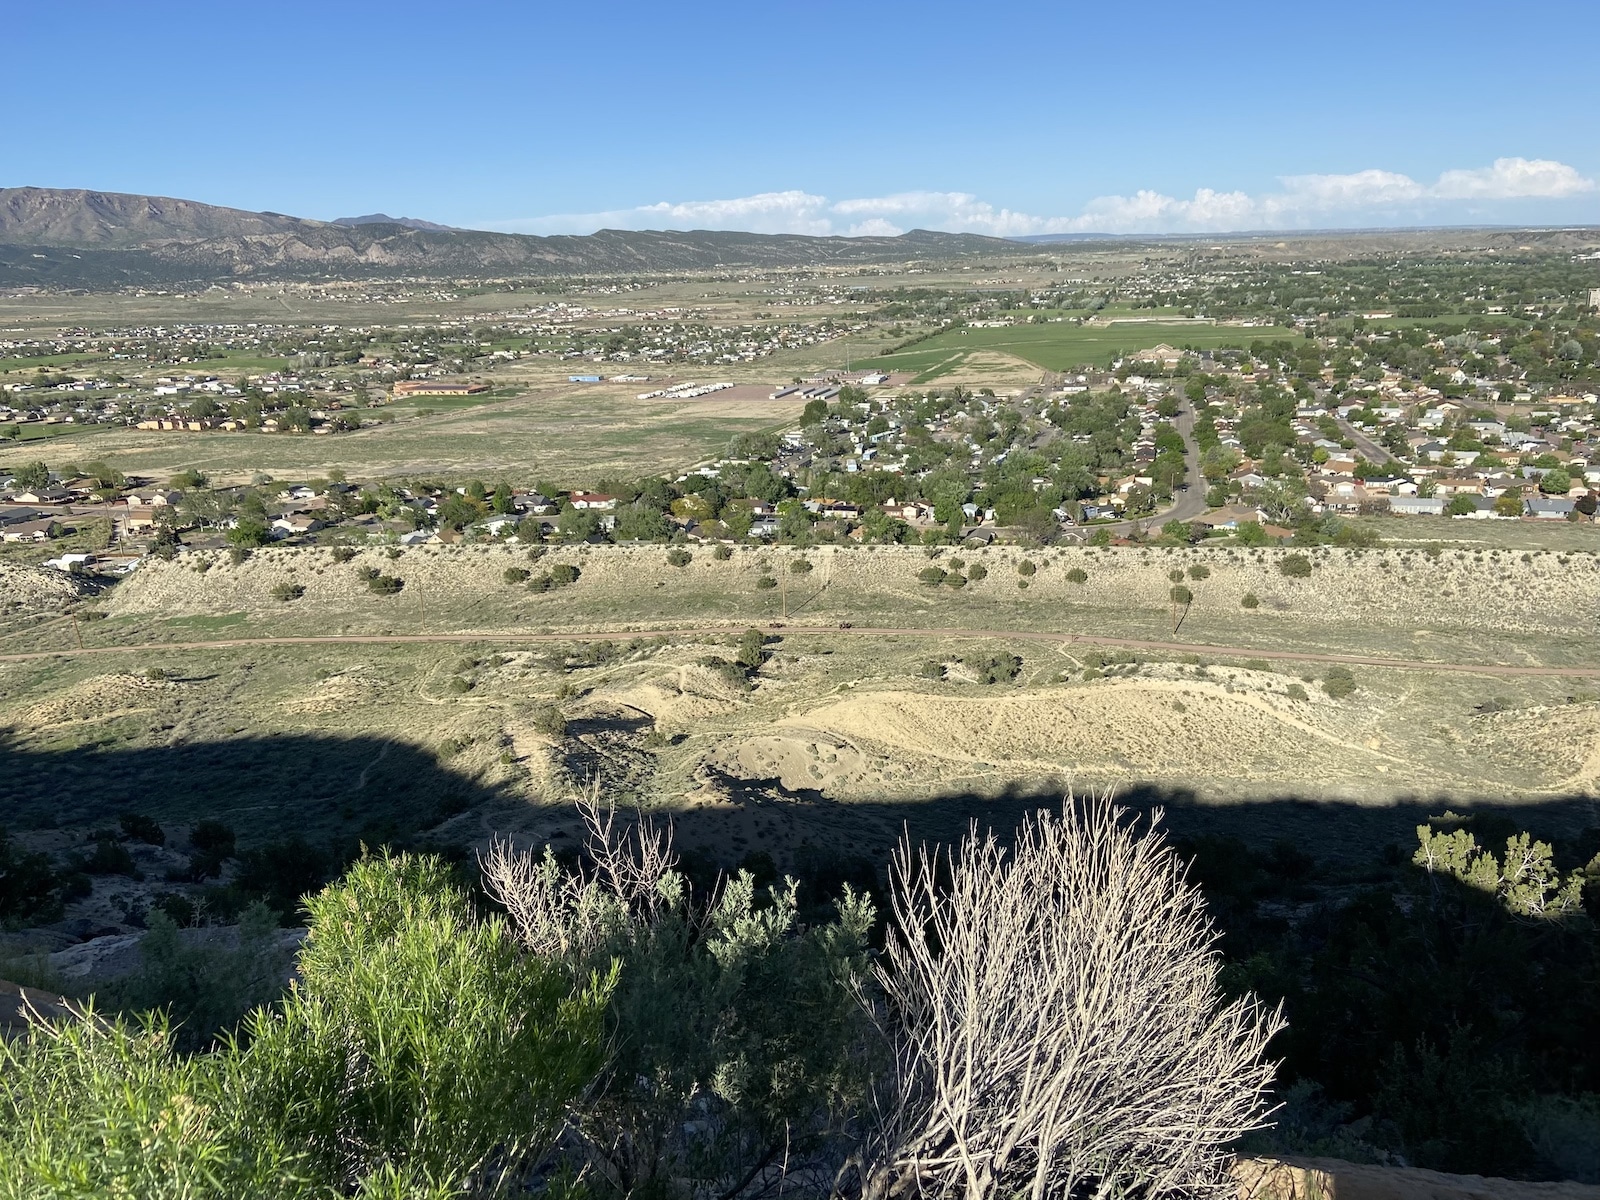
(4, 625, 1598, 679)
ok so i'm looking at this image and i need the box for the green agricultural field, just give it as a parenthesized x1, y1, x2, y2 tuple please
(860, 320, 1288, 380)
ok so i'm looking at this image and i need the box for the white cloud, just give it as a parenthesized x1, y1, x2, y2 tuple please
(482, 158, 1595, 239)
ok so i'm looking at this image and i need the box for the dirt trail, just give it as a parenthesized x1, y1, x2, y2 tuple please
(3, 625, 1599, 678)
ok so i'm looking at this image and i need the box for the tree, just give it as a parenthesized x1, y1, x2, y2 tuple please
(436, 493, 483, 531)
(1538, 468, 1572, 495)
(858, 799, 1282, 1200)
(557, 504, 601, 542)
(13, 460, 48, 491)
(1445, 494, 1477, 516)
(1495, 488, 1524, 518)
(800, 397, 829, 426)
(491, 482, 515, 514)
(227, 518, 271, 549)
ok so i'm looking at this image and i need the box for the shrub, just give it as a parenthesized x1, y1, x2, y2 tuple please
(1169, 568, 1186, 583)
(1188, 564, 1211, 580)
(0, 853, 611, 1198)
(447, 677, 473, 694)
(228, 546, 251, 565)
(529, 704, 567, 737)
(81, 834, 140, 879)
(270, 581, 305, 602)
(755, 575, 777, 590)
(921, 660, 946, 679)
(1285, 683, 1309, 701)
(736, 628, 767, 671)
(666, 548, 693, 567)
(1322, 666, 1357, 699)
(356, 565, 380, 582)
(550, 564, 580, 586)
(868, 799, 1282, 1200)
(963, 652, 1022, 684)
(1170, 585, 1194, 606)
(119, 813, 165, 847)
(366, 573, 404, 595)
(1278, 554, 1313, 578)
(0, 828, 69, 925)
(1017, 559, 1037, 576)
(945, 573, 968, 589)
(712, 543, 733, 560)
(529, 573, 554, 593)
(1065, 567, 1088, 584)
(503, 567, 530, 584)
(788, 558, 813, 574)
(966, 562, 987, 581)
(329, 547, 358, 564)
(1241, 592, 1260, 609)
(918, 566, 948, 586)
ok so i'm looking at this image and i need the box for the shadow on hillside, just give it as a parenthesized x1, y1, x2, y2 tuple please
(0, 734, 510, 847)
(4, 730, 1596, 875)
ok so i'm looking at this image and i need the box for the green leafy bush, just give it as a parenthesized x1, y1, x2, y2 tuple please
(1017, 559, 1037, 577)
(0, 852, 611, 1198)
(1065, 567, 1088, 583)
(712, 543, 733, 560)
(503, 566, 530, 584)
(918, 566, 947, 586)
(1322, 666, 1357, 699)
(366, 573, 404, 596)
(945, 573, 968, 588)
(270, 582, 305, 602)
(755, 575, 777, 590)
(329, 547, 358, 564)
(666, 548, 693, 567)
(967, 562, 988, 581)
(788, 558, 813, 574)
(1188, 564, 1211, 580)
(1278, 554, 1313, 578)
(550, 563, 580, 586)
(1241, 592, 1261, 609)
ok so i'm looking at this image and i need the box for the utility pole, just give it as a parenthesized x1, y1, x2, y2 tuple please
(72, 612, 84, 650)
(781, 565, 788, 620)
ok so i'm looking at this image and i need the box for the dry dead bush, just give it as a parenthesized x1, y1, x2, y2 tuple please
(859, 796, 1283, 1200)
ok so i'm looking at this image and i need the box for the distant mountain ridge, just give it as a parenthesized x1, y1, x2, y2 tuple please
(332, 213, 459, 232)
(0, 186, 1037, 287)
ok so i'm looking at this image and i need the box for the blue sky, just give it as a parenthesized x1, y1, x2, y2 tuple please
(8, 0, 1598, 236)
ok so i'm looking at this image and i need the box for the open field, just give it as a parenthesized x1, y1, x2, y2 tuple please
(859, 320, 1283, 379)
(19, 384, 805, 484)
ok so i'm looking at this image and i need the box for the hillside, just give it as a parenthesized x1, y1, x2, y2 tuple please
(0, 186, 1039, 285)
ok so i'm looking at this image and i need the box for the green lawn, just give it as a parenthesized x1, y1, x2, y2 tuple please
(860, 321, 1293, 377)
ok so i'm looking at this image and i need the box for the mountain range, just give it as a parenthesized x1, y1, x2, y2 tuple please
(0, 187, 1039, 287)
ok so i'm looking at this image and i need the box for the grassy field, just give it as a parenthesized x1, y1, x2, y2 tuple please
(19, 384, 804, 484)
(859, 321, 1287, 380)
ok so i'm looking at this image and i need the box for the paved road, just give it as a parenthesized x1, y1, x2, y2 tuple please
(1100, 401, 1208, 536)
(1334, 415, 1396, 465)
(4, 625, 1596, 679)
